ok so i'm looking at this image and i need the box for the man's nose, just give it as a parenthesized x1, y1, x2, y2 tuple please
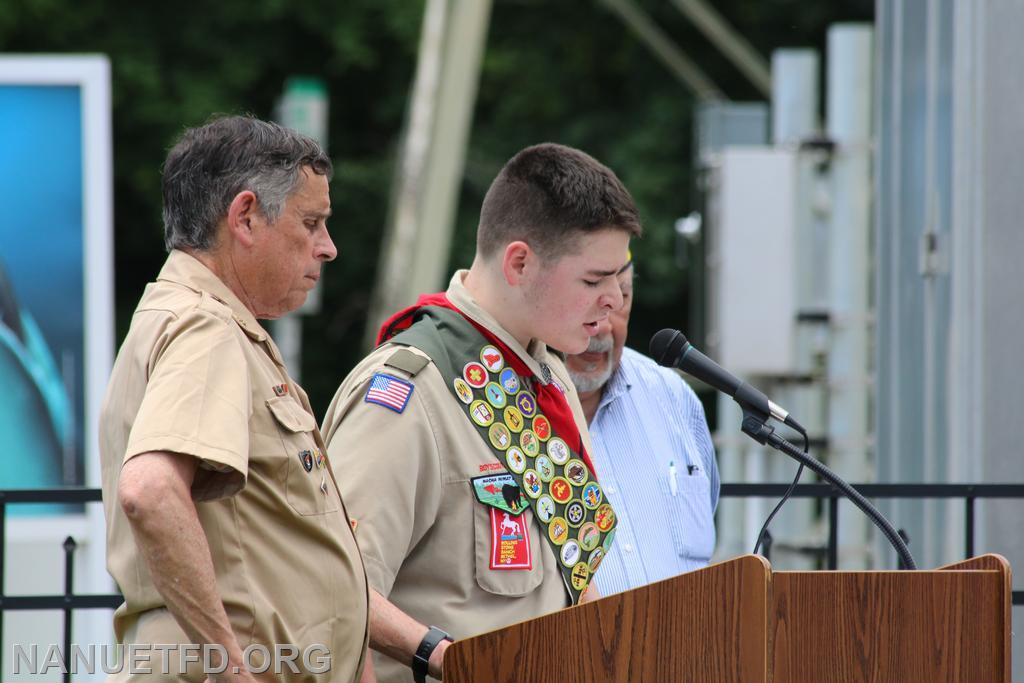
(318, 228, 338, 262)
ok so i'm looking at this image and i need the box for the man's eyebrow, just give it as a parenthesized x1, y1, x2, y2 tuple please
(585, 268, 619, 278)
(304, 208, 333, 218)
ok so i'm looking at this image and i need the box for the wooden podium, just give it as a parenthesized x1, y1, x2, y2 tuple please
(443, 554, 1011, 682)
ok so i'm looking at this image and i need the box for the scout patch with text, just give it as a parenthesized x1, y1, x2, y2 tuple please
(364, 373, 414, 413)
(489, 507, 531, 570)
(471, 474, 528, 514)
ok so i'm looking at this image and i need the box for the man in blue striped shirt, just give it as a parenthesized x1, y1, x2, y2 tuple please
(565, 262, 720, 595)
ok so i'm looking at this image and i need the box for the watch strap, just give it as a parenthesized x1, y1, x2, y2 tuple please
(412, 625, 452, 683)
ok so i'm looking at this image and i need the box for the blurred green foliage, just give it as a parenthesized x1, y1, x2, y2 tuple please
(0, 0, 869, 415)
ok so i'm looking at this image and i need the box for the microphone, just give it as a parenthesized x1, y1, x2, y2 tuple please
(649, 328, 804, 432)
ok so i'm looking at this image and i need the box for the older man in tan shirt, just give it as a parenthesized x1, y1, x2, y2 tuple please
(100, 115, 368, 682)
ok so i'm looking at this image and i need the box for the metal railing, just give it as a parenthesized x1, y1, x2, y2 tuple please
(0, 488, 122, 681)
(721, 482, 1024, 606)
(1, 484, 1022, 679)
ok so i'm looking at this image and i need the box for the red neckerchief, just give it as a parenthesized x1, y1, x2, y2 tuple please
(378, 293, 597, 475)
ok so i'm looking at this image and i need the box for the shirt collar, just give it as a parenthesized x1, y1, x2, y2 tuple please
(446, 269, 553, 382)
(157, 250, 269, 342)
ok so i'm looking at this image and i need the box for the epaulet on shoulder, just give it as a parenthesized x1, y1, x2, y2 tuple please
(196, 291, 234, 323)
(384, 346, 431, 378)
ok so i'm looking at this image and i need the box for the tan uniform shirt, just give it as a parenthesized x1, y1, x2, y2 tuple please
(100, 250, 368, 682)
(321, 271, 593, 683)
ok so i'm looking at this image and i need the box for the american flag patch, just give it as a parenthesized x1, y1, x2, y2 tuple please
(364, 373, 414, 413)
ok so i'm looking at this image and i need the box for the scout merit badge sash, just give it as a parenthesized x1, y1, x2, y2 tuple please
(378, 294, 617, 604)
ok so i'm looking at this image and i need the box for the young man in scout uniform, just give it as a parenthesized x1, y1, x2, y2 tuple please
(565, 259, 720, 594)
(321, 143, 642, 683)
(100, 115, 369, 682)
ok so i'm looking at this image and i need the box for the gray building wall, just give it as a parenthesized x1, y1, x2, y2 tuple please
(876, 0, 1023, 675)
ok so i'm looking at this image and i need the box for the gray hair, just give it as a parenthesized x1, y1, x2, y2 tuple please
(161, 114, 332, 252)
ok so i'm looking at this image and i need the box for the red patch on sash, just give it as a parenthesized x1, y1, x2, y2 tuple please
(489, 507, 532, 570)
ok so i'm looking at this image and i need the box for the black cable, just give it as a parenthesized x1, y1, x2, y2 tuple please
(752, 426, 808, 556)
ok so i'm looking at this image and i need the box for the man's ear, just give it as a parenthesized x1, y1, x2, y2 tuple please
(502, 240, 534, 286)
(225, 190, 260, 247)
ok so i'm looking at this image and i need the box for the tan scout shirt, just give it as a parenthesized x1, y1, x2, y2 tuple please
(321, 270, 594, 683)
(100, 250, 368, 682)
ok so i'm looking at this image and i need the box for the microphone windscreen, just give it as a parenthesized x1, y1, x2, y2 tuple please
(649, 328, 688, 366)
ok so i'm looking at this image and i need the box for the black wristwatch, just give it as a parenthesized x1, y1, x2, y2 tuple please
(412, 625, 452, 683)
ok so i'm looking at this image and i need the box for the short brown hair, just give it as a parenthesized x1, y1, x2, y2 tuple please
(476, 143, 642, 261)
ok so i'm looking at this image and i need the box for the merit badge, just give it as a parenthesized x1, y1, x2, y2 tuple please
(488, 423, 512, 450)
(453, 378, 474, 404)
(549, 477, 573, 504)
(578, 523, 601, 551)
(503, 406, 525, 433)
(602, 528, 617, 553)
(272, 383, 289, 396)
(514, 390, 536, 417)
(548, 517, 569, 545)
(570, 562, 591, 591)
(565, 501, 586, 528)
(364, 373, 414, 413)
(500, 368, 520, 395)
(505, 446, 527, 474)
(485, 382, 507, 408)
(489, 507, 532, 570)
(519, 430, 540, 457)
(588, 547, 606, 573)
(534, 455, 555, 482)
(480, 345, 505, 373)
(560, 539, 582, 567)
(463, 362, 489, 388)
(522, 469, 543, 498)
(532, 415, 551, 441)
(581, 482, 603, 509)
(470, 400, 495, 427)
(298, 450, 314, 473)
(546, 437, 570, 465)
(595, 504, 616, 532)
(564, 459, 588, 486)
(536, 495, 556, 523)
(471, 474, 527, 514)
(315, 450, 326, 469)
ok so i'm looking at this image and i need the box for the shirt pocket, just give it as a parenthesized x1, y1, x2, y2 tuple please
(657, 468, 715, 561)
(265, 396, 339, 516)
(472, 498, 545, 596)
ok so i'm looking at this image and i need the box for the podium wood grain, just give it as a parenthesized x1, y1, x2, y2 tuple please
(771, 555, 1011, 682)
(444, 554, 771, 683)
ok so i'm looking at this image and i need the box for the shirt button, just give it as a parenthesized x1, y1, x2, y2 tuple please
(623, 544, 634, 553)
(606, 486, 617, 495)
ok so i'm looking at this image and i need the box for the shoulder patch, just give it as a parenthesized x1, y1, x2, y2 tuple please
(384, 348, 431, 377)
(364, 373, 415, 413)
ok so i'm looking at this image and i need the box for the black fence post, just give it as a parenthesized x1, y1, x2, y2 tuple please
(63, 536, 76, 683)
(827, 495, 839, 569)
(965, 497, 976, 558)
